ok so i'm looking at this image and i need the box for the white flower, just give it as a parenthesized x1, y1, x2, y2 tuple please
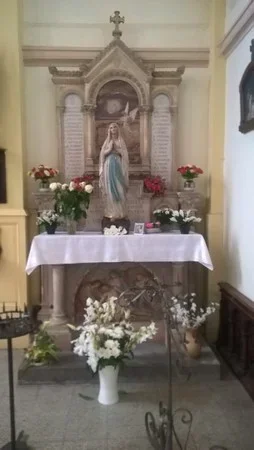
(44, 170, 50, 177)
(69, 181, 75, 191)
(50, 182, 58, 191)
(61, 183, 68, 190)
(80, 181, 86, 189)
(86, 297, 93, 306)
(85, 184, 93, 194)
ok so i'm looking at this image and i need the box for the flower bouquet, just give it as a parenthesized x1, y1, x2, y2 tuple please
(28, 165, 59, 191)
(36, 210, 60, 235)
(169, 209, 201, 234)
(25, 322, 59, 366)
(170, 293, 218, 358)
(69, 297, 157, 404)
(153, 207, 172, 232)
(177, 164, 203, 191)
(143, 175, 166, 197)
(103, 225, 127, 235)
(50, 180, 93, 234)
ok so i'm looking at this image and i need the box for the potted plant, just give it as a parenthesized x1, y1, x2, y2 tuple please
(143, 175, 166, 197)
(50, 180, 93, 234)
(169, 209, 201, 234)
(153, 207, 172, 232)
(36, 210, 60, 235)
(177, 164, 203, 191)
(28, 164, 59, 191)
(170, 293, 218, 359)
(69, 297, 157, 405)
(25, 323, 59, 366)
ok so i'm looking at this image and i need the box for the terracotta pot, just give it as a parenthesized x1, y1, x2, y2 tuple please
(184, 328, 202, 359)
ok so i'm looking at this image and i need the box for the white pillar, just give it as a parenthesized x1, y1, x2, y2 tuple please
(50, 265, 67, 326)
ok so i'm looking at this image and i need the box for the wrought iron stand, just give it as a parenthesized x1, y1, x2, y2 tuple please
(0, 305, 40, 450)
(141, 280, 227, 450)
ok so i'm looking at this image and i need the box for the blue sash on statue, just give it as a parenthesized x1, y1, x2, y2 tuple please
(108, 153, 125, 202)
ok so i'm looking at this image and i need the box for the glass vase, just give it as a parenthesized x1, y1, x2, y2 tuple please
(183, 179, 195, 191)
(66, 218, 77, 235)
(39, 179, 50, 192)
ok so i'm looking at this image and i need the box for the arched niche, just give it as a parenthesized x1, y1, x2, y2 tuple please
(84, 69, 151, 173)
(94, 80, 141, 165)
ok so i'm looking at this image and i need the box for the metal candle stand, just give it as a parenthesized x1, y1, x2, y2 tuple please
(119, 280, 227, 450)
(0, 304, 41, 450)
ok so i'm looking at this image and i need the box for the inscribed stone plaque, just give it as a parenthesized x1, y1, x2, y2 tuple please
(63, 94, 84, 180)
(151, 94, 172, 185)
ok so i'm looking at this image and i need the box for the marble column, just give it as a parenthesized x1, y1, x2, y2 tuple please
(139, 105, 152, 172)
(83, 104, 96, 172)
(50, 265, 67, 326)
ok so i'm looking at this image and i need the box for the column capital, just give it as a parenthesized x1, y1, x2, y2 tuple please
(82, 104, 96, 113)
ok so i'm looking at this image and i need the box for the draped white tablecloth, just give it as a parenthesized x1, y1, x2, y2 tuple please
(26, 232, 213, 274)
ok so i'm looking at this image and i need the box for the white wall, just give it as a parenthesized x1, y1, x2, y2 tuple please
(22, 0, 210, 48)
(224, 27, 254, 301)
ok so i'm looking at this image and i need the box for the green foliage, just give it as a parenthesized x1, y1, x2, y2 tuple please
(25, 326, 59, 365)
(55, 189, 90, 221)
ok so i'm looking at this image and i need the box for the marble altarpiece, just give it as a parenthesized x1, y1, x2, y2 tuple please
(31, 25, 205, 330)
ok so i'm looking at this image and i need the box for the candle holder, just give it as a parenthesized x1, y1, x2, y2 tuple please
(0, 303, 41, 450)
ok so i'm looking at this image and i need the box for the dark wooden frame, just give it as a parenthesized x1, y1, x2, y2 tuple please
(0, 148, 7, 203)
(217, 282, 254, 400)
(239, 39, 254, 134)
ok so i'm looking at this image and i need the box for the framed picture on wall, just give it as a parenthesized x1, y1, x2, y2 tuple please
(0, 149, 7, 203)
(239, 39, 254, 134)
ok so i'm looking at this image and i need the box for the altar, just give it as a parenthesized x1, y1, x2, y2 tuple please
(26, 232, 213, 335)
(26, 12, 208, 330)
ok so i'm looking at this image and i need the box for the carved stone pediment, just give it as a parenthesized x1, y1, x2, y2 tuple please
(84, 38, 153, 83)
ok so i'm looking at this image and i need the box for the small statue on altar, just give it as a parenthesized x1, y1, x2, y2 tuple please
(99, 123, 130, 231)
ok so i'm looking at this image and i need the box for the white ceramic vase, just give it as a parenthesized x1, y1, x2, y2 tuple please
(98, 365, 119, 405)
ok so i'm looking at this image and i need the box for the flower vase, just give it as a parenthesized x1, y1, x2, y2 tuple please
(160, 224, 171, 233)
(183, 179, 195, 191)
(98, 366, 119, 405)
(39, 180, 50, 192)
(45, 223, 57, 235)
(179, 223, 191, 234)
(66, 219, 77, 235)
(184, 328, 202, 359)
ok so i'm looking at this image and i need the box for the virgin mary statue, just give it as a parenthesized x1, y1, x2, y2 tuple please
(99, 123, 129, 220)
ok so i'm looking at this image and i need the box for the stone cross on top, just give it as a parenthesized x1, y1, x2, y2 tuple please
(110, 11, 125, 38)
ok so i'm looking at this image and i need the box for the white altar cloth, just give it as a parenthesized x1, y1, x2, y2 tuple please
(26, 232, 213, 274)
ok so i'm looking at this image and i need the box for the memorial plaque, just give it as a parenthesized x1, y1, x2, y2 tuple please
(151, 94, 172, 185)
(63, 94, 84, 180)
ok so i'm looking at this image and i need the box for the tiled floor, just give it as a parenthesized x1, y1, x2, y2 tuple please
(0, 350, 254, 449)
